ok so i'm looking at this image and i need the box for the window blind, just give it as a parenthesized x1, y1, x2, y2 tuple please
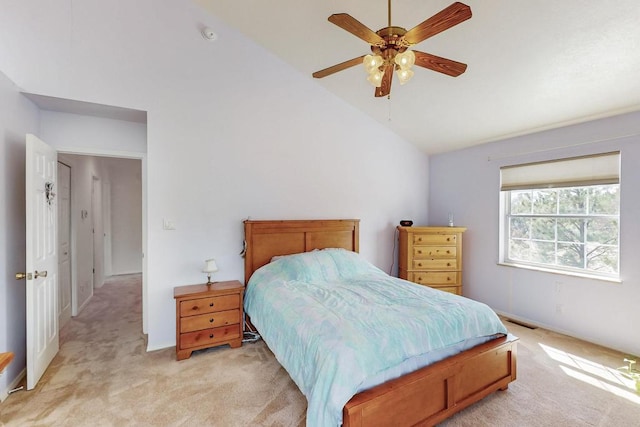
(500, 151, 620, 191)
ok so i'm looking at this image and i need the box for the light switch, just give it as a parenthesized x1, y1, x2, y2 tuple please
(163, 219, 176, 230)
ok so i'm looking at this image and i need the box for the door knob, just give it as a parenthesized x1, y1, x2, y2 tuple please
(34, 270, 48, 279)
(15, 272, 31, 280)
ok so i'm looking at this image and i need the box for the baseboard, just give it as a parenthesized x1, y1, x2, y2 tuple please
(1, 367, 25, 402)
(494, 309, 635, 355)
(77, 294, 92, 314)
(145, 340, 174, 353)
(110, 271, 142, 276)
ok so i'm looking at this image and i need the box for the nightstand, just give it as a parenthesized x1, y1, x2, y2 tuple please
(174, 280, 244, 361)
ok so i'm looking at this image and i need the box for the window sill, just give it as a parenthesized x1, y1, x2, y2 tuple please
(497, 262, 622, 283)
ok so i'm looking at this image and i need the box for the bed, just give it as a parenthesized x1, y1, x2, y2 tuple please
(243, 219, 517, 427)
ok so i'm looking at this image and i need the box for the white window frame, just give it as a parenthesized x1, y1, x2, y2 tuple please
(498, 152, 621, 281)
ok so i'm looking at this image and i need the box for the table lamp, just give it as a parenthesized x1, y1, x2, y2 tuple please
(203, 258, 218, 285)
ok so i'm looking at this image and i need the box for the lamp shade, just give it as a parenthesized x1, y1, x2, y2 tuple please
(367, 68, 384, 87)
(397, 68, 414, 85)
(363, 54, 384, 74)
(203, 258, 218, 273)
(394, 50, 415, 70)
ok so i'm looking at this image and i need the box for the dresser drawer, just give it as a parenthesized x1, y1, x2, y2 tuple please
(412, 234, 457, 246)
(180, 309, 241, 333)
(180, 294, 239, 317)
(413, 246, 457, 259)
(426, 284, 462, 295)
(409, 271, 459, 285)
(180, 324, 241, 350)
(412, 259, 457, 270)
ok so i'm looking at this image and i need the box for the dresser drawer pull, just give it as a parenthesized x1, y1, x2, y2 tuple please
(418, 263, 423, 267)
(209, 302, 214, 307)
(209, 334, 214, 339)
(447, 263, 451, 266)
(447, 237, 451, 241)
(209, 318, 214, 323)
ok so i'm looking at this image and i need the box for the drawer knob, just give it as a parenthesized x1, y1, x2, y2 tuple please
(447, 263, 451, 266)
(209, 303, 214, 307)
(209, 334, 214, 339)
(418, 263, 423, 267)
(209, 318, 214, 323)
(447, 277, 451, 281)
(446, 237, 450, 241)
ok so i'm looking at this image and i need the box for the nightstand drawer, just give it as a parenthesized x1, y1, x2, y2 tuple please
(180, 294, 239, 317)
(412, 259, 457, 270)
(409, 271, 459, 285)
(180, 309, 240, 333)
(413, 246, 457, 259)
(412, 234, 457, 245)
(180, 324, 241, 349)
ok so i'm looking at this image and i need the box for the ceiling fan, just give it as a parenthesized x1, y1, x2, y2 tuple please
(312, 1, 472, 98)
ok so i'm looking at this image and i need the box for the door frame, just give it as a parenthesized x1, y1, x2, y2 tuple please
(57, 160, 73, 327)
(58, 148, 148, 334)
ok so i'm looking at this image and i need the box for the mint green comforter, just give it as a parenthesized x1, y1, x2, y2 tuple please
(244, 249, 507, 426)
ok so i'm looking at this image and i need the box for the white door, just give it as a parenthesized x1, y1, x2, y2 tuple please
(57, 161, 72, 328)
(25, 134, 59, 390)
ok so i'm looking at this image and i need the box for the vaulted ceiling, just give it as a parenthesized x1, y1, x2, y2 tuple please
(196, 0, 640, 154)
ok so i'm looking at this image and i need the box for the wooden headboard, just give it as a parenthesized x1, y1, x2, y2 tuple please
(243, 219, 360, 284)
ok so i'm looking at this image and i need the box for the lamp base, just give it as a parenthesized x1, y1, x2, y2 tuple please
(206, 273, 214, 286)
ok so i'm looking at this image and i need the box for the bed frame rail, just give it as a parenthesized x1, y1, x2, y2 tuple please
(343, 334, 518, 427)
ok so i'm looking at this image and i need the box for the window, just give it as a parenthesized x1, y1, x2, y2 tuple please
(500, 152, 620, 279)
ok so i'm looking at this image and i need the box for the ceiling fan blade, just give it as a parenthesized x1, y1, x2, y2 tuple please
(312, 55, 366, 79)
(413, 50, 467, 77)
(375, 65, 393, 97)
(328, 14, 386, 46)
(403, 2, 472, 45)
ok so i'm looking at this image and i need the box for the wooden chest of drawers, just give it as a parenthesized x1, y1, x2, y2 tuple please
(174, 280, 244, 360)
(398, 226, 466, 295)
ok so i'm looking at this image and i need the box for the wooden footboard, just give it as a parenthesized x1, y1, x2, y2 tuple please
(343, 334, 518, 427)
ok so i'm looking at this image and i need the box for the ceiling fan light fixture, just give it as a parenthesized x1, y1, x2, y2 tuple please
(367, 68, 384, 87)
(363, 54, 384, 74)
(397, 68, 414, 85)
(394, 50, 415, 70)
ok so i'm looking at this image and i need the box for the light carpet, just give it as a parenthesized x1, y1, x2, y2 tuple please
(1, 274, 639, 426)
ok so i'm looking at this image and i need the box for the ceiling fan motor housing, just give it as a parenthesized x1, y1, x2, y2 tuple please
(372, 26, 410, 65)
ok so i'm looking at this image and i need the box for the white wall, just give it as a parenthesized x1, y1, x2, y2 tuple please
(0, 1, 429, 351)
(0, 71, 39, 400)
(40, 111, 146, 155)
(429, 111, 640, 355)
(103, 157, 142, 275)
